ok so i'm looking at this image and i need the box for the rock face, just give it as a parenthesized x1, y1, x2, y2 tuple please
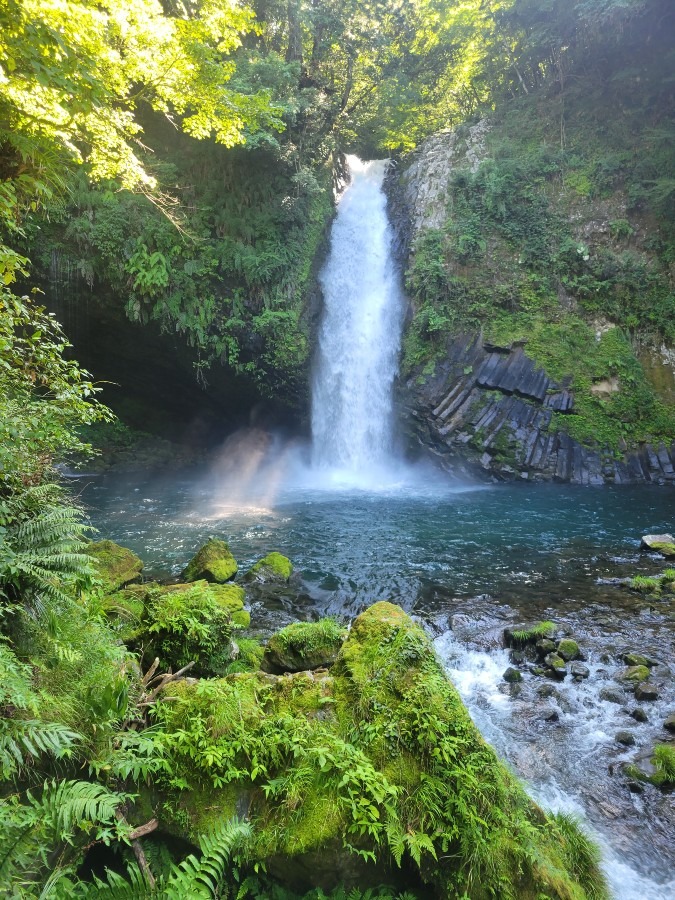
(399, 333, 675, 484)
(154, 602, 607, 898)
(385, 125, 675, 485)
(85, 540, 143, 593)
(182, 538, 238, 583)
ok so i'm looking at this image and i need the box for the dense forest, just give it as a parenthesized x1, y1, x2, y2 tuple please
(1, 1, 674, 897)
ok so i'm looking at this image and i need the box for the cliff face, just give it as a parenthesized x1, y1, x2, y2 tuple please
(387, 117, 675, 485)
(401, 333, 675, 485)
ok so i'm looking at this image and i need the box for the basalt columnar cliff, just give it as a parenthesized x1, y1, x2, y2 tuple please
(386, 113, 675, 485)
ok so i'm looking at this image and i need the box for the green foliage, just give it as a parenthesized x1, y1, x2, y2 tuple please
(510, 622, 557, 647)
(272, 619, 345, 654)
(144, 582, 237, 678)
(0, 483, 95, 614)
(0, 293, 112, 488)
(652, 744, 675, 786)
(0, 778, 128, 895)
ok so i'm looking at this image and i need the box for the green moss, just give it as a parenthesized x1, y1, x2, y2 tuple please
(142, 580, 244, 677)
(557, 639, 579, 661)
(617, 665, 650, 684)
(85, 540, 143, 593)
(209, 582, 250, 627)
(154, 602, 608, 898)
(244, 551, 293, 583)
(649, 541, 675, 558)
(182, 538, 238, 584)
(263, 619, 346, 673)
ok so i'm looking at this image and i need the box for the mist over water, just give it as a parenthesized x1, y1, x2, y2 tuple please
(311, 156, 406, 487)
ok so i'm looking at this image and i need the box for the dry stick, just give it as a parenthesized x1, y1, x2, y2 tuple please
(115, 810, 156, 889)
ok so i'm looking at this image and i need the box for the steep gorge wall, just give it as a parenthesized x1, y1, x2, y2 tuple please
(387, 123, 675, 485)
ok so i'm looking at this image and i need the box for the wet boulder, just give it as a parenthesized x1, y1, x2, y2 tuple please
(616, 665, 650, 685)
(243, 551, 293, 584)
(640, 534, 675, 557)
(85, 539, 143, 593)
(615, 731, 636, 746)
(503, 667, 523, 683)
(557, 638, 580, 661)
(544, 652, 567, 679)
(182, 538, 238, 583)
(635, 682, 659, 701)
(664, 713, 675, 732)
(570, 662, 590, 679)
(600, 687, 624, 704)
(623, 652, 652, 668)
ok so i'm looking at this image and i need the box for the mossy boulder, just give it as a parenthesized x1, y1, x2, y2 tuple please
(155, 602, 607, 899)
(101, 584, 147, 642)
(617, 665, 650, 685)
(208, 583, 250, 628)
(640, 534, 675, 557)
(557, 639, 579, 661)
(243, 551, 293, 584)
(623, 652, 651, 667)
(182, 538, 237, 583)
(85, 540, 143, 593)
(262, 619, 346, 674)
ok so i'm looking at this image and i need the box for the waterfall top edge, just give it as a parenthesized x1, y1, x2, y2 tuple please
(344, 154, 391, 179)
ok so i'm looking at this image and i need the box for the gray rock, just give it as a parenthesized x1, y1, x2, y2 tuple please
(570, 662, 590, 679)
(663, 712, 675, 732)
(640, 534, 675, 556)
(630, 708, 649, 723)
(544, 652, 567, 679)
(615, 731, 636, 746)
(634, 682, 659, 701)
(535, 638, 556, 657)
(600, 687, 625, 704)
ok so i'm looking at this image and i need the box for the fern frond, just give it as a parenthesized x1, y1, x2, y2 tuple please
(0, 718, 81, 778)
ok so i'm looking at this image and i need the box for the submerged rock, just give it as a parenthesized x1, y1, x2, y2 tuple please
(182, 538, 238, 583)
(664, 712, 675, 732)
(600, 687, 625, 705)
(85, 539, 143, 593)
(154, 602, 608, 898)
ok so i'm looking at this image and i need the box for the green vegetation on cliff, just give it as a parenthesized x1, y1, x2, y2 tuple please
(399, 0, 675, 452)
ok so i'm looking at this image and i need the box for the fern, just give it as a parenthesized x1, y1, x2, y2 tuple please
(77, 818, 252, 898)
(0, 780, 126, 894)
(0, 483, 95, 612)
(0, 718, 81, 779)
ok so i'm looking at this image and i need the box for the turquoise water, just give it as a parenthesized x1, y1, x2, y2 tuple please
(81, 471, 673, 614)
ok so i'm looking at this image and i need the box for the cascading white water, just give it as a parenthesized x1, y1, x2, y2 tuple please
(311, 156, 404, 480)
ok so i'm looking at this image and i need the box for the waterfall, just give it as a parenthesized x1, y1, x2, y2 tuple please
(311, 156, 404, 480)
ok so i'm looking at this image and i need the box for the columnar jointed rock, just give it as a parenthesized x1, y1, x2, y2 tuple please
(399, 333, 675, 484)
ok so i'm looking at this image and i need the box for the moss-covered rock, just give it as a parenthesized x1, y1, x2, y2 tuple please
(623, 652, 651, 667)
(640, 534, 675, 557)
(504, 621, 556, 648)
(208, 583, 250, 628)
(557, 639, 579, 661)
(154, 602, 607, 899)
(262, 619, 347, 674)
(243, 551, 293, 584)
(182, 538, 237, 583)
(617, 665, 650, 685)
(141, 580, 245, 676)
(85, 540, 143, 593)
